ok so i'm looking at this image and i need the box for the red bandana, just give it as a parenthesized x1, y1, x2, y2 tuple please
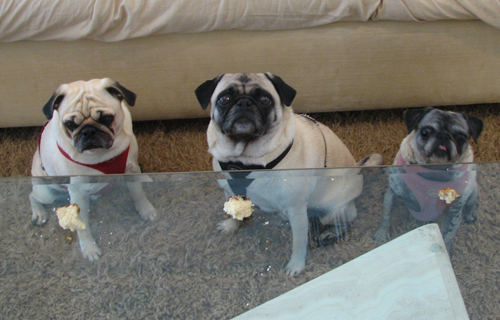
(39, 123, 130, 175)
(57, 144, 130, 175)
(38, 124, 130, 195)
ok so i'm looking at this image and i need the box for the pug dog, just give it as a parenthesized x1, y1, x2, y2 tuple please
(195, 72, 383, 276)
(373, 107, 483, 252)
(30, 78, 157, 261)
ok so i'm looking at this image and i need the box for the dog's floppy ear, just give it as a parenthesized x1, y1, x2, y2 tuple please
(105, 80, 137, 107)
(42, 90, 65, 120)
(404, 107, 433, 134)
(264, 72, 296, 107)
(195, 74, 224, 110)
(462, 113, 484, 143)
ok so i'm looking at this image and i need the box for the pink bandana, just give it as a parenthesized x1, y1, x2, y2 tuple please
(396, 155, 469, 221)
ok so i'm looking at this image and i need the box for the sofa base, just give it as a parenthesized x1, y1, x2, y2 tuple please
(1, 20, 499, 127)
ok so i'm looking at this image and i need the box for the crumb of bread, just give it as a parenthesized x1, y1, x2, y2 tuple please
(56, 204, 86, 231)
(223, 195, 254, 220)
(438, 188, 461, 204)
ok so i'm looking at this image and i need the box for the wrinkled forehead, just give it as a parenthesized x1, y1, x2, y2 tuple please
(58, 79, 116, 114)
(421, 110, 468, 131)
(60, 79, 108, 99)
(214, 73, 275, 96)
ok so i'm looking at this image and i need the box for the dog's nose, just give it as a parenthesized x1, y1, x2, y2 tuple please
(236, 99, 252, 108)
(80, 126, 98, 138)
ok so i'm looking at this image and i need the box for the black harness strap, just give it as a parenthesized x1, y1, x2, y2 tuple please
(219, 141, 293, 172)
(219, 141, 293, 196)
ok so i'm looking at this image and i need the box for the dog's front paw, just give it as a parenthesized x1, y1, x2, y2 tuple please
(463, 203, 478, 224)
(372, 228, 389, 242)
(463, 213, 477, 225)
(30, 193, 50, 226)
(135, 200, 157, 221)
(216, 218, 241, 233)
(80, 241, 102, 261)
(140, 209, 158, 221)
(139, 205, 158, 221)
(285, 258, 305, 277)
(31, 209, 49, 226)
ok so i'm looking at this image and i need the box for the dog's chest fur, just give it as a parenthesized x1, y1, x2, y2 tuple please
(244, 172, 317, 214)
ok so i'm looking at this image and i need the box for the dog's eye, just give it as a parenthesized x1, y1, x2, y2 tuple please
(455, 133, 468, 145)
(259, 96, 272, 106)
(218, 95, 230, 106)
(99, 115, 114, 126)
(421, 127, 433, 138)
(64, 121, 78, 131)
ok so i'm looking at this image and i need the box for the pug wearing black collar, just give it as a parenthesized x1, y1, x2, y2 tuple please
(30, 78, 158, 261)
(373, 107, 483, 252)
(195, 72, 382, 276)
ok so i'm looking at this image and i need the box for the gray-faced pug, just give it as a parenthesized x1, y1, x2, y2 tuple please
(373, 107, 483, 252)
(195, 72, 383, 276)
(30, 78, 158, 261)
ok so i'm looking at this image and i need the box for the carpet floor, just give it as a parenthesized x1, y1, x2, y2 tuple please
(0, 104, 499, 319)
(1, 104, 500, 177)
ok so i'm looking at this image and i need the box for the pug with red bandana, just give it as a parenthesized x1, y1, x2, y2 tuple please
(30, 78, 157, 261)
(373, 107, 483, 252)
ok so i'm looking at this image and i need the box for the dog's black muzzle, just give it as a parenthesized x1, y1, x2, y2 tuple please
(221, 98, 266, 139)
(75, 125, 113, 152)
(428, 132, 459, 161)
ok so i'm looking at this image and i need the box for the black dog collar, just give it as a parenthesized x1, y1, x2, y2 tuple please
(218, 141, 293, 171)
(219, 141, 293, 197)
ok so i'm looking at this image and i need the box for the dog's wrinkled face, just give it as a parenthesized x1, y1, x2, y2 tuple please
(195, 73, 296, 142)
(405, 108, 483, 164)
(42, 78, 136, 153)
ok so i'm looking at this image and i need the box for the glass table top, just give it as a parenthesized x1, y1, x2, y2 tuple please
(1, 162, 499, 319)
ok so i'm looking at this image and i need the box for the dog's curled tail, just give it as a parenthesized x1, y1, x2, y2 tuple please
(357, 153, 384, 166)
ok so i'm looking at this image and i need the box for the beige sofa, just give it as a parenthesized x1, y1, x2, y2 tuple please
(1, 0, 500, 128)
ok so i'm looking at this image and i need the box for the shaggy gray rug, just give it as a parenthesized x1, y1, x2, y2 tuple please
(1, 163, 499, 319)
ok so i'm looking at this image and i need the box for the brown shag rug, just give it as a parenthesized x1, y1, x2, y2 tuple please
(2, 104, 500, 177)
(1, 104, 499, 319)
